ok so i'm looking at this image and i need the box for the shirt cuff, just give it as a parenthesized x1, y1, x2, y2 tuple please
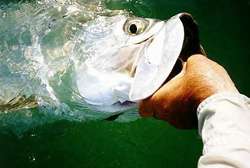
(197, 92, 250, 136)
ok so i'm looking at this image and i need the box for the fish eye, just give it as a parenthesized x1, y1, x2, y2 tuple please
(129, 24, 138, 34)
(124, 18, 149, 35)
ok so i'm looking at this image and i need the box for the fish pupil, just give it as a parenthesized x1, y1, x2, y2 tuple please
(129, 24, 137, 34)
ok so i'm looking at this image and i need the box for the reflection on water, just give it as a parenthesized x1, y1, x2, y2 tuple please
(0, 0, 140, 134)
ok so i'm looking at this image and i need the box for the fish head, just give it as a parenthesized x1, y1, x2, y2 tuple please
(74, 13, 202, 112)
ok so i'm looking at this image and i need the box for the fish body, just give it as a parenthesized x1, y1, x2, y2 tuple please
(0, 1, 204, 124)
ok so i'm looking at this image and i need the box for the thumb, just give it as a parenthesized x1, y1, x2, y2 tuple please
(139, 61, 187, 118)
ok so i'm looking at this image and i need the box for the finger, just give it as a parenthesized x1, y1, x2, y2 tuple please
(139, 61, 187, 118)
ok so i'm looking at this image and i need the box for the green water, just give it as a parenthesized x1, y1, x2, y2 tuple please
(0, 0, 249, 168)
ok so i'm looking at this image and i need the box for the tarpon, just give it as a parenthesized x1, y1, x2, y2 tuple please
(0, 4, 205, 122)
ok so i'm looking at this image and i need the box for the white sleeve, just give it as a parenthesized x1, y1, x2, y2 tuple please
(197, 92, 250, 168)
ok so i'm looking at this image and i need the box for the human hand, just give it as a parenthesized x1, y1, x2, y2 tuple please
(139, 54, 238, 129)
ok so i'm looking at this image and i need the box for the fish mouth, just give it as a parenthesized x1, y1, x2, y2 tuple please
(132, 13, 205, 62)
(178, 13, 207, 60)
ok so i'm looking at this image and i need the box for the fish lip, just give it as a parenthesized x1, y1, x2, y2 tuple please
(134, 34, 154, 45)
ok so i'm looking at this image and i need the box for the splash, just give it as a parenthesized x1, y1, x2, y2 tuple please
(0, 0, 138, 134)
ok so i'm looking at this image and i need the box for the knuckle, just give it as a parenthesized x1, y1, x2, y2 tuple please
(187, 54, 206, 64)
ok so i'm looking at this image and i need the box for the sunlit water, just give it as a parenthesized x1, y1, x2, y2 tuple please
(0, 0, 143, 134)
